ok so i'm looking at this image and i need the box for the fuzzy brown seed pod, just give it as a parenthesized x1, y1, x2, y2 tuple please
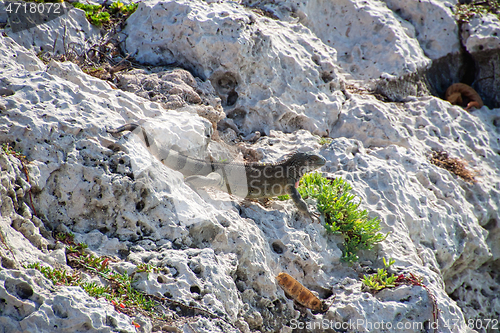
(445, 83, 483, 111)
(276, 272, 325, 312)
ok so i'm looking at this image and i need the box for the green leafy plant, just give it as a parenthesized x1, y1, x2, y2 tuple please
(109, 0, 124, 13)
(362, 257, 397, 291)
(136, 263, 158, 274)
(2, 143, 25, 160)
(26, 255, 158, 313)
(121, 2, 138, 14)
(24, 262, 82, 286)
(280, 172, 388, 263)
(318, 137, 333, 145)
(72, 0, 138, 27)
(110, 0, 138, 15)
(72, 3, 109, 27)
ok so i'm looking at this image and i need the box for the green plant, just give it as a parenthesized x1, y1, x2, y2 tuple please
(121, 2, 138, 14)
(72, 0, 138, 27)
(26, 256, 158, 313)
(55, 231, 75, 243)
(361, 260, 440, 326)
(110, 0, 138, 15)
(24, 242, 230, 328)
(362, 258, 397, 291)
(24, 262, 82, 286)
(66, 242, 88, 253)
(2, 143, 25, 160)
(81, 281, 111, 298)
(109, 0, 124, 13)
(136, 263, 158, 274)
(89, 11, 110, 26)
(72, 3, 109, 27)
(318, 137, 333, 145)
(283, 172, 387, 263)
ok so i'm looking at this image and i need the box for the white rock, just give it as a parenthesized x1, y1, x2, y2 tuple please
(0, 216, 45, 268)
(0, 35, 44, 74)
(266, 0, 430, 79)
(5, 4, 101, 56)
(383, 0, 460, 59)
(122, 0, 344, 136)
(0, 269, 135, 332)
(462, 13, 500, 53)
(1, 3, 500, 332)
(130, 247, 241, 321)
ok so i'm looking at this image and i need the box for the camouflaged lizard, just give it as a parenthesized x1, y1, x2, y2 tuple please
(107, 123, 326, 221)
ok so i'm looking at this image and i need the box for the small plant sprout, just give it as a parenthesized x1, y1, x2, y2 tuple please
(318, 137, 333, 145)
(362, 258, 397, 291)
(383, 257, 395, 268)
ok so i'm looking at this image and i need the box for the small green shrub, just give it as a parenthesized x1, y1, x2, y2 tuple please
(72, 0, 138, 27)
(26, 255, 158, 313)
(72, 3, 109, 27)
(110, 0, 138, 15)
(318, 137, 333, 145)
(121, 2, 138, 14)
(279, 172, 388, 263)
(109, 0, 124, 13)
(89, 11, 110, 26)
(24, 262, 82, 286)
(361, 259, 440, 325)
(362, 258, 397, 291)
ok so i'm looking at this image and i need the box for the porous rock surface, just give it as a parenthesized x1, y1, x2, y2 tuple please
(122, 0, 344, 137)
(242, 0, 430, 79)
(4, 3, 100, 56)
(0, 268, 135, 333)
(115, 68, 225, 128)
(462, 13, 500, 54)
(0, 1, 499, 333)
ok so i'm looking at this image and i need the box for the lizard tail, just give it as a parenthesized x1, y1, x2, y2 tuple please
(445, 83, 483, 111)
(107, 123, 150, 147)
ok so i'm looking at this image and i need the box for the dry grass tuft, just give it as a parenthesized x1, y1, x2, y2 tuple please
(430, 150, 478, 183)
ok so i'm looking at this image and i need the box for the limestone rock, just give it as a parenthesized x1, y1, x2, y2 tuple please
(1, 1, 500, 332)
(122, 0, 344, 136)
(0, 269, 135, 332)
(252, 0, 430, 79)
(462, 13, 500, 54)
(4, 3, 100, 56)
(383, 0, 460, 60)
(115, 68, 225, 127)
